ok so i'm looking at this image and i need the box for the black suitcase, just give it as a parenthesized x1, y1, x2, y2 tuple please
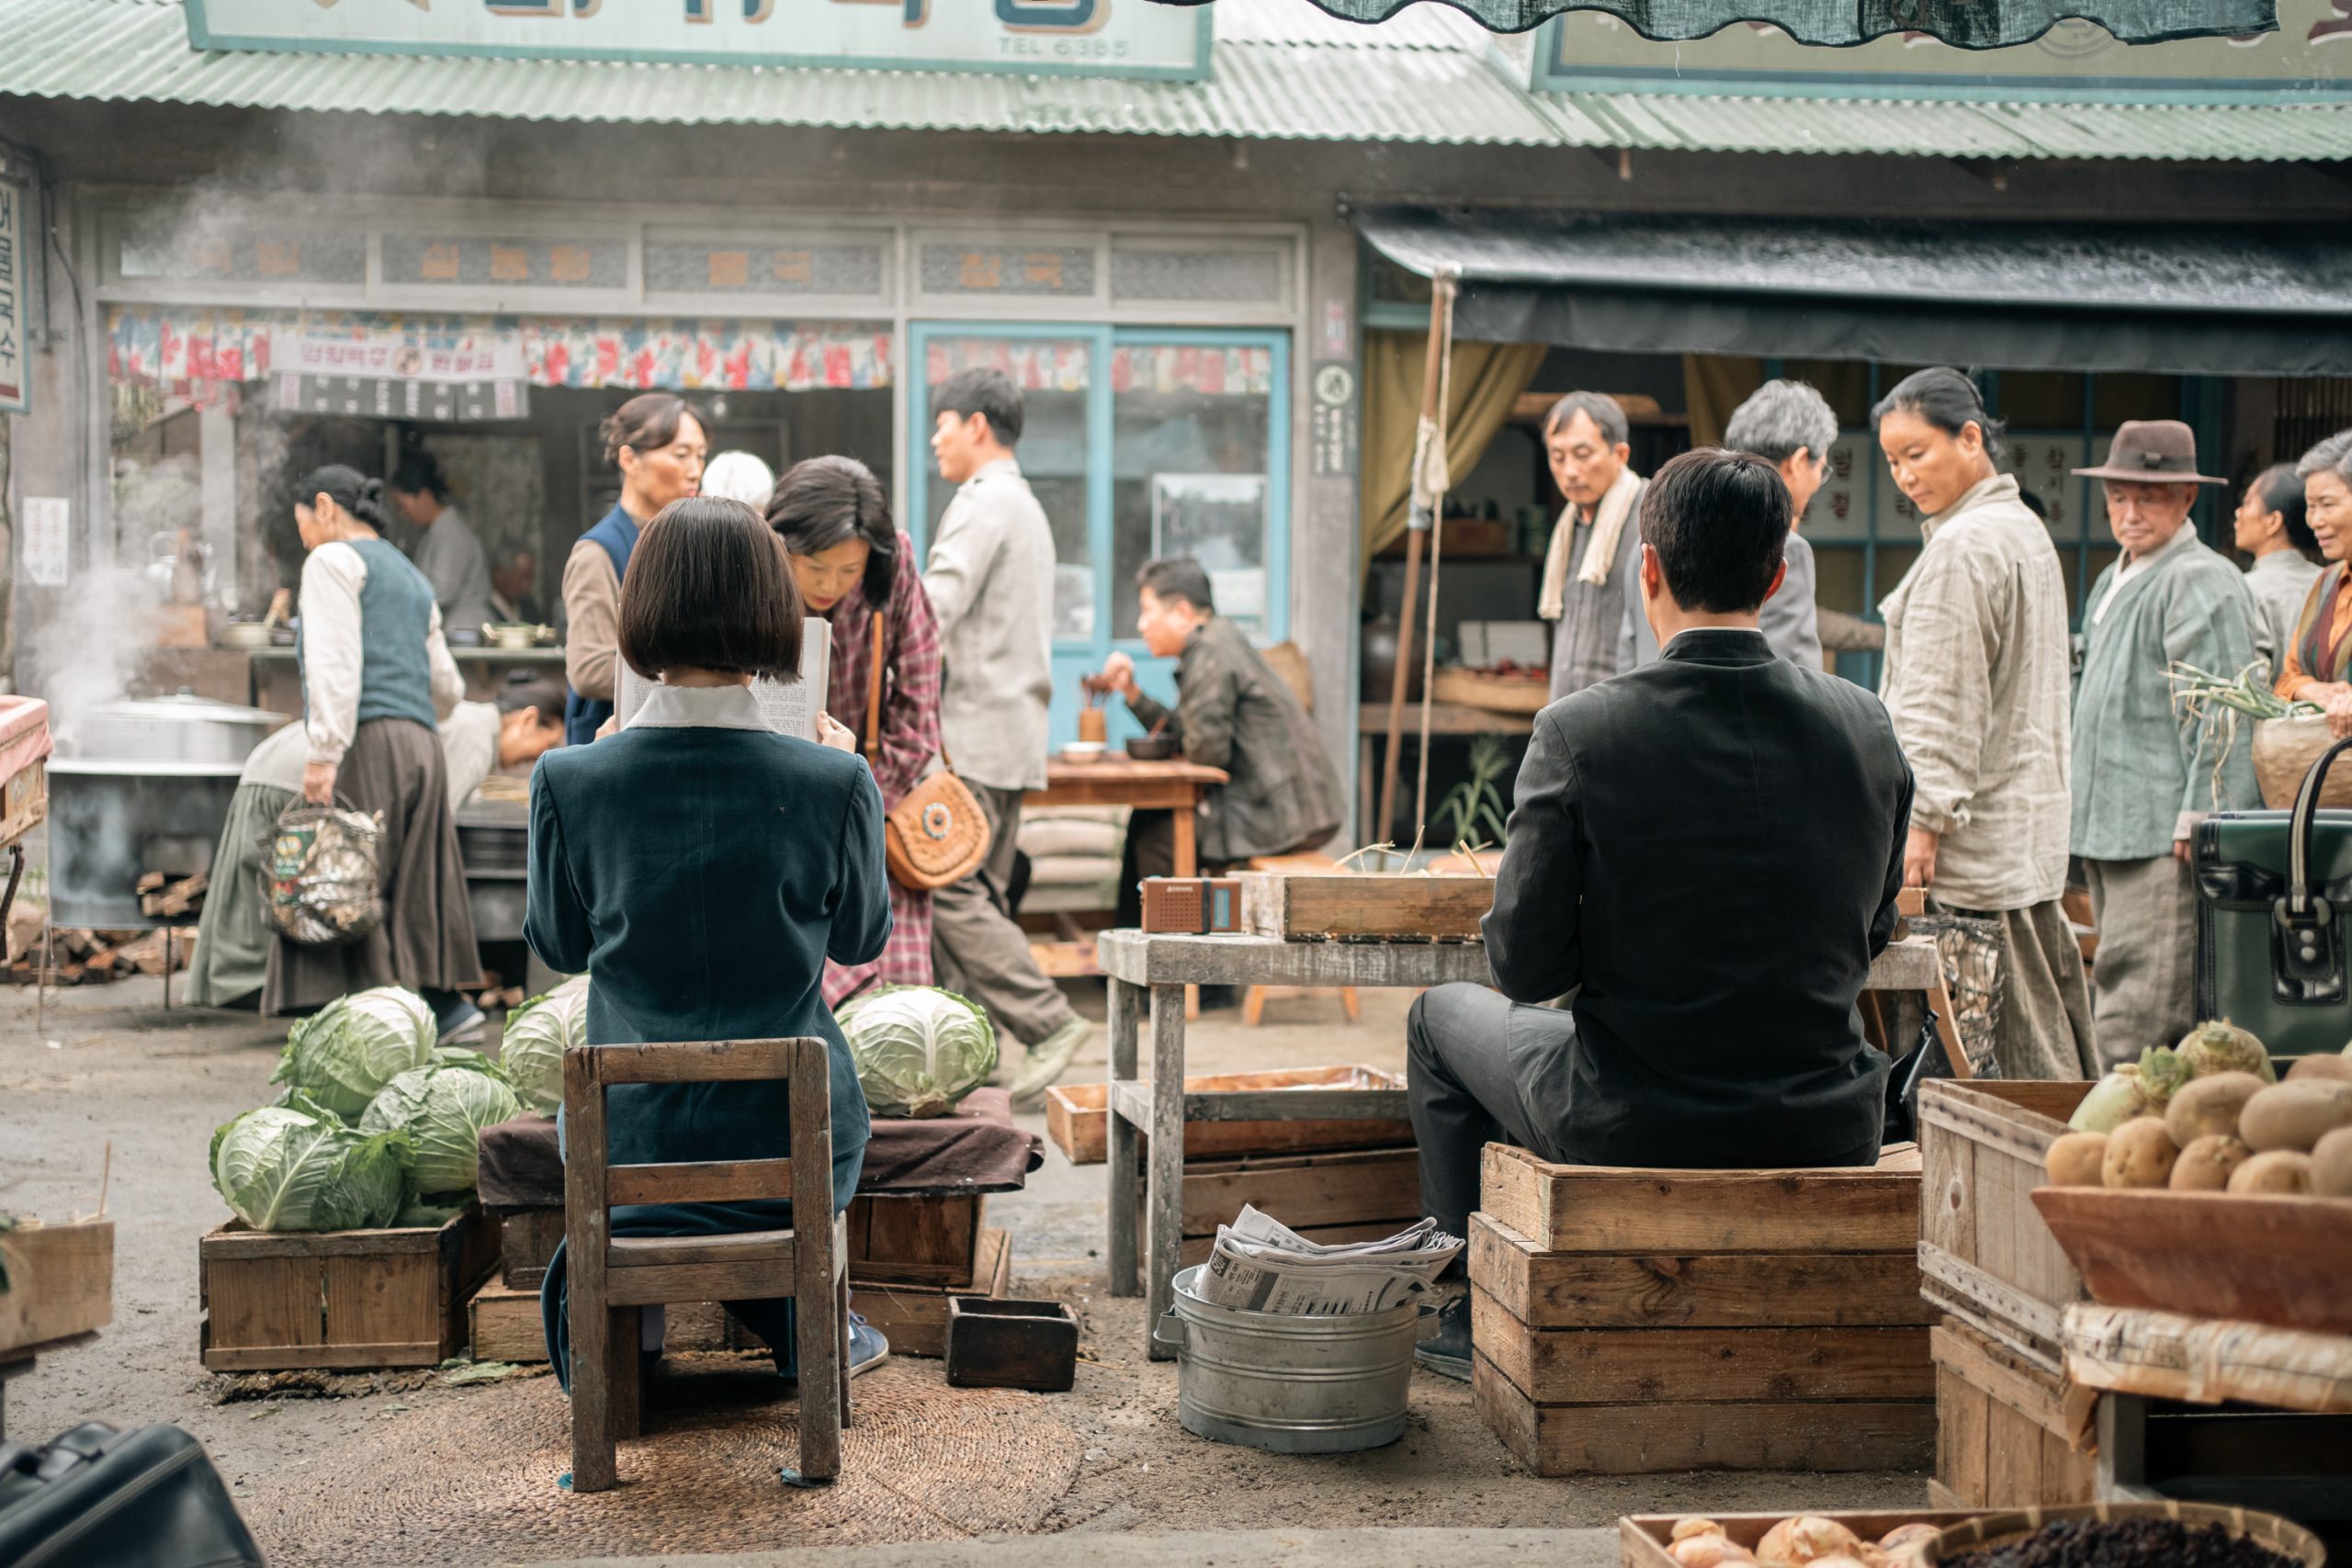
(0, 1421, 264, 1568)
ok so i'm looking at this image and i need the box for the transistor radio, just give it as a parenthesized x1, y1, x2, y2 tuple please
(1137, 876, 1243, 934)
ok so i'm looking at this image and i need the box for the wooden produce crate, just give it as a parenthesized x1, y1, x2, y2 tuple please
(1931, 1319, 2098, 1508)
(1917, 1079, 2093, 1371)
(2030, 1188, 2352, 1337)
(0, 755, 44, 849)
(1620, 1510, 1990, 1568)
(1238, 873, 1490, 942)
(1475, 1145, 1933, 1476)
(1046, 1065, 1410, 1167)
(1148, 1145, 1420, 1269)
(846, 1194, 983, 1288)
(0, 1218, 114, 1354)
(200, 1207, 500, 1371)
(492, 1208, 565, 1291)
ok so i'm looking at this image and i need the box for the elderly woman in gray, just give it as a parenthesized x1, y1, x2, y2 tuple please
(1875, 369, 2097, 1081)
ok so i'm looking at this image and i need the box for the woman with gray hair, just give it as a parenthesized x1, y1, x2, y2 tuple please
(2273, 430, 2352, 736)
(1873, 368, 2096, 1081)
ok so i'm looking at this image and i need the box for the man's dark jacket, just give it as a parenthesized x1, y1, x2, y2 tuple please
(1485, 626, 1914, 1168)
(1129, 616, 1344, 864)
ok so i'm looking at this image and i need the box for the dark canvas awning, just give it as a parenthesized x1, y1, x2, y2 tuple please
(1358, 209, 2352, 377)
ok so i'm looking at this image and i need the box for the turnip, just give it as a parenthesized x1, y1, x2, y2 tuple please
(2178, 1019, 2275, 1083)
(2067, 1069, 2150, 1134)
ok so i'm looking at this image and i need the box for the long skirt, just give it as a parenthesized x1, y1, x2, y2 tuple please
(821, 878, 932, 1009)
(262, 716, 480, 1015)
(186, 781, 294, 1010)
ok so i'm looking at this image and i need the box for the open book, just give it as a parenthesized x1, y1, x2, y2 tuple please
(613, 617, 832, 740)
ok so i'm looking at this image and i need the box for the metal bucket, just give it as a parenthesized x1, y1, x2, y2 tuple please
(1152, 1265, 1427, 1455)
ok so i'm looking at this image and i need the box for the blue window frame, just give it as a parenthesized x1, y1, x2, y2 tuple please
(907, 321, 1291, 749)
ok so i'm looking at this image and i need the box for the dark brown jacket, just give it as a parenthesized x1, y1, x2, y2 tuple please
(1129, 616, 1343, 863)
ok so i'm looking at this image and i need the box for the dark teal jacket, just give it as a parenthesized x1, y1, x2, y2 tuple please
(526, 697, 890, 1210)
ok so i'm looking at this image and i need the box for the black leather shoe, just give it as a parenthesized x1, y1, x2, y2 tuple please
(1414, 1293, 1472, 1382)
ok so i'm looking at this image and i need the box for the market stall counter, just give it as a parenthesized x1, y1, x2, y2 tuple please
(469, 1090, 1043, 1359)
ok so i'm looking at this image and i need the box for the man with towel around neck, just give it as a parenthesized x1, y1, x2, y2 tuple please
(1539, 392, 1647, 702)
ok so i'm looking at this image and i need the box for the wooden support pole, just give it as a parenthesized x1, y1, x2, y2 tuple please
(1377, 289, 1453, 845)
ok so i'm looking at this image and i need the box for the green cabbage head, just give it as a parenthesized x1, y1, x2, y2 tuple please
(360, 1048, 521, 1196)
(210, 1093, 409, 1233)
(836, 986, 998, 1119)
(270, 986, 437, 1121)
(498, 976, 589, 1115)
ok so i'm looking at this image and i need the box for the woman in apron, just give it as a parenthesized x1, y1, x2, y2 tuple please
(264, 465, 481, 1032)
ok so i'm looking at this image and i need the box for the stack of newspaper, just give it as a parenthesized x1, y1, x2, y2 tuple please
(1193, 1205, 1463, 1317)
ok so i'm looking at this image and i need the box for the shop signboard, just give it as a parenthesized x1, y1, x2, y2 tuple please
(270, 321, 530, 423)
(184, 0, 1212, 82)
(0, 173, 27, 414)
(1533, 0, 2351, 101)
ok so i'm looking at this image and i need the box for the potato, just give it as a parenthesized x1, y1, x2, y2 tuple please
(2313, 1127, 2352, 1199)
(2285, 1054, 2352, 1086)
(2164, 1071, 2266, 1146)
(2239, 1080, 2352, 1153)
(2102, 1117, 2179, 1188)
(2044, 1132, 2109, 1188)
(2228, 1150, 2314, 1194)
(2170, 1134, 2251, 1190)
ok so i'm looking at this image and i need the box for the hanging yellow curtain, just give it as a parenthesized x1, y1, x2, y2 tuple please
(1361, 331, 1546, 565)
(1685, 355, 1877, 447)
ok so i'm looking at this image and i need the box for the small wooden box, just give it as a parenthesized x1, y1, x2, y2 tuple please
(200, 1207, 500, 1371)
(0, 754, 46, 849)
(1046, 1065, 1409, 1166)
(1932, 1319, 2097, 1508)
(945, 1296, 1079, 1392)
(0, 1218, 114, 1354)
(848, 1227, 1012, 1359)
(492, 1207, 565, 1290)
(847, 1194, 984, 1289)
(1238, 873, 1490, 942)
(1474, 1146, 1933, 1477)
(1140, 877, 1243, 934)
(1917, 1079, 2094, 1370)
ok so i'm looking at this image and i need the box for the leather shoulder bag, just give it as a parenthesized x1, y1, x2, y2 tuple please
(2192, 733, 2352, 1066)
(865, 611, 991, 890)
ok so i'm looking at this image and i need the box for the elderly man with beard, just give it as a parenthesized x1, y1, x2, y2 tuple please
(2071, 422, 2262, 1066)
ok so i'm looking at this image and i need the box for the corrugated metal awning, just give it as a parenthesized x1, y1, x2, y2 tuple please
(0, 0, 2346, 162)
(1361, 207, 2352, 375)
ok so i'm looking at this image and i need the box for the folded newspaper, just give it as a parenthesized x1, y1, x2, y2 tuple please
(1193, 1205, 1463, 1317)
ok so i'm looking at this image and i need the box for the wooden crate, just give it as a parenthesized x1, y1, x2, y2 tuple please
(0, 1218, 114, 1354)
(1471, 1210, 1935, 1476)
(1933, 1319, 2098, 1507)
(1046, 1065, 1410, 1166)
(1620, 1511, 1991, 1568)
(1474, 1147, 1931, 1477)
(1238, 873, 1490, 942)
(200, 1207, 500, 1371)
(1143, 1145, 1420, 1269)
(2030, 1188, 2352, 1337)
(1917, 1079, 2094, 1371)
(842, 1228, 1012, 1359)
(0, 754, 45, 847)
(488, 1195, 985, 1292)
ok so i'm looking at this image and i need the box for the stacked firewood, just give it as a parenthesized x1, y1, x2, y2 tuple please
(6, 902, 194, 986)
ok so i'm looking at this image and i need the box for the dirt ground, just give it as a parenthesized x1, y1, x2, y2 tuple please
(2, 976, 1929, 1567)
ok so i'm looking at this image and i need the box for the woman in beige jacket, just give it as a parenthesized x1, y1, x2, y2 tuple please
(1875, 369, 2098, 1081)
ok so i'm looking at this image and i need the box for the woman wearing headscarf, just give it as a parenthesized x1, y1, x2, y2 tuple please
(1874, 368, 2098, 1081)
(265, 465, 481, 1032)
(765, 457, 944, 1007)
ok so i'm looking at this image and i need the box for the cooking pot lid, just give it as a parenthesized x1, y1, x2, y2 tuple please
(83, 692, 288, 725)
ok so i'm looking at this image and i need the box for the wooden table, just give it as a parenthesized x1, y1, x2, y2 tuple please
(1355, 701, 1533, 844)
(1096, 928, 1941, 1359)
(1027, 757, 1229, 998)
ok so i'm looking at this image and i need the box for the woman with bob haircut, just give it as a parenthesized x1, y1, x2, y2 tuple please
(765, 455, 944, 1006)
(526, 495, 894, 1387)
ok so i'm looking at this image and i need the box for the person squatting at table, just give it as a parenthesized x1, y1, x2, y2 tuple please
(1404, 448, 1915, 1381)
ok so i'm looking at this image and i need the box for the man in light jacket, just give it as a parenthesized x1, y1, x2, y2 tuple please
(922, 367, 1092, 1103)
(1537, 392, 1646, 702)
(2072, 422, 2262, 1066)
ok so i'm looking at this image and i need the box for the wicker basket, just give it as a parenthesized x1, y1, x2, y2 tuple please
(2253, 714, 2352, 809)
(1928, 1501, 2324, 1566)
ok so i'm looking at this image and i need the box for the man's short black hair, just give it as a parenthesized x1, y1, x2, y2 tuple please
(390, 449, 448, 502)
(934, 367, 1024, 447)
(1639, 448, 1792, 615)
(1136, 557, 1216, 615)
(618, 497, 805, 682)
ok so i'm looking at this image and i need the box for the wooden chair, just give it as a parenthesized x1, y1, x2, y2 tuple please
(1238, 851, 1362, 1026)
(561, 1037, 850, 1493)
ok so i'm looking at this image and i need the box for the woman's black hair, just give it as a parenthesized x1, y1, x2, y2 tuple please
(618, 498, 804, 683)
(2249, 463, 2319, 558)
(764, 455, 897, 606)
(299, 464, 391, 533)
(390, 449, 448, 502)
(601, 392, 697, 468)
(1870, 367, 2005, 465)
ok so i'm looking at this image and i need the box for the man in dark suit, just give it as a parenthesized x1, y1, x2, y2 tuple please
(1408, 447, 1914, 1380)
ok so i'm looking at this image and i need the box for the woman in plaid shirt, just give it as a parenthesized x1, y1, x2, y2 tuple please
(766, 457, 944, 1008)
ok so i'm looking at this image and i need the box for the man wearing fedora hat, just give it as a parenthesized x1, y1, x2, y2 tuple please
(2071, 421, 2262, 1066)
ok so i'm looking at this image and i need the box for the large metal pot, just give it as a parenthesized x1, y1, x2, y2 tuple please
(65, 693, 285, 766)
